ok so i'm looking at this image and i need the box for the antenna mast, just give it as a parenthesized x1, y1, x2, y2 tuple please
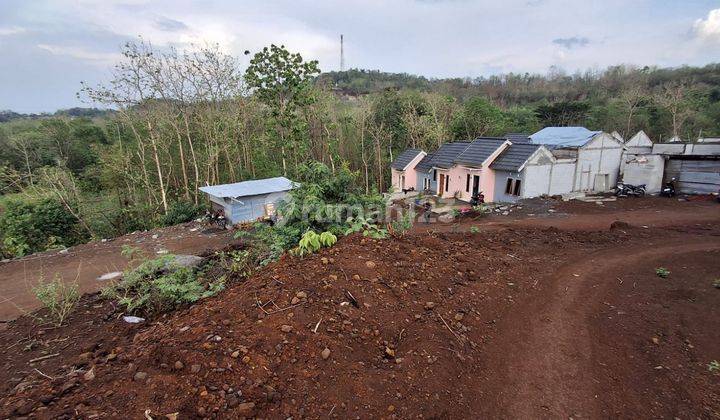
(340, 34, 345, 71)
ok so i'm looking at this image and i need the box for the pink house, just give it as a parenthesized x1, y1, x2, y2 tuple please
(432, 138, 511, 202)
(390, 149, 426, 191)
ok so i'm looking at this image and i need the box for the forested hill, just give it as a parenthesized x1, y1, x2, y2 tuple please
(0, 108, 113, 123)
(318, 65, 720, 105)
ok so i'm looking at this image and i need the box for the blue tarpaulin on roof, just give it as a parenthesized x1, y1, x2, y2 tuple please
(199, 177, 296, 198)
(530, 127, 601, 148)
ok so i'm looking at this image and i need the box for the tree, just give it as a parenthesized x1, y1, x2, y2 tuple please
(245, 44, 320, 176)
(535, 101, 591, 127)
(451, 97, 505, 139)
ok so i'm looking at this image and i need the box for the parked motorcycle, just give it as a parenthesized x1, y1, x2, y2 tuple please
(660, 178, 676, 198)
(616, 183, 645, 198)
(470, 191, 485, 206)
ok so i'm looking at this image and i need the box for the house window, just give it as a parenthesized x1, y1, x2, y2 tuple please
(433, 170, 437, 181)
(466, 174, 470, 192)
(513, 179, 522, 196)
(505, 178, 521, 196)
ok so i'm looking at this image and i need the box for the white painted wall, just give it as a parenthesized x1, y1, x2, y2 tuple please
(521, 147, 576, 197)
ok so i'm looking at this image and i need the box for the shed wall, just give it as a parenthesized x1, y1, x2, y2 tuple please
(622, 154, 665, 193)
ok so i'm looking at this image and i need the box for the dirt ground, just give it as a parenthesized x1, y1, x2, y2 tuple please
(0, 198, 719, 419)
(0, 222, 235, 323)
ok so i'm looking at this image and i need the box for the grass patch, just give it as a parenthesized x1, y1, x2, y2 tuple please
(655, 267, 670, 279)
(32, 275, 81, 326)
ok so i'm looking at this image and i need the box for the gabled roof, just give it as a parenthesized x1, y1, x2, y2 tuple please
(427, 142, 471, 169)
(626, 130, 653, 147)
(415, 152, 436, 173)
(391, 148, 424, 170)
(530, 127, 601, 148)
(454, 137, 508, 167)
(490, 143, 541, 172)
(504, 133, 532, 143)
(199, 176, 296, 198)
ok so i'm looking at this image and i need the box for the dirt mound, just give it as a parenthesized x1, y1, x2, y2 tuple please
(1, 223, 719, 418)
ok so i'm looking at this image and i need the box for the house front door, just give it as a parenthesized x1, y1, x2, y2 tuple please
(472, 175, 480, 195)
(438, 173, 445, 196)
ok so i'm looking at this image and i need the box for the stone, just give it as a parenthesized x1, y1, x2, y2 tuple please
(231, 351, 240, 358)
(167, 255, 205, 270)
(365, 261, 376, 269)
(174, 361, 184, 370)
(236, 402, 255, 415)
(321, 348, 331, 360)
(651, 337, 660, 345)
(83, 367, 95, 381)
(296, 291, 307, 299)
(280, 325, 293, 333)
(190, 364, 201, 374)
(133, 371, 147, 381)
(424, 302, 436, 310)
(291, 297, 300, 305)
(454, 313, 464, 321)
(385, 347, 396, 358)
(321, 257, 329, 265)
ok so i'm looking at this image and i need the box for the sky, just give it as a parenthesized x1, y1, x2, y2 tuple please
(1, 0, 719, 113)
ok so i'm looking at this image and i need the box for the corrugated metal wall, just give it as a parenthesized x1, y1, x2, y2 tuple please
(664, 158, 720, 194)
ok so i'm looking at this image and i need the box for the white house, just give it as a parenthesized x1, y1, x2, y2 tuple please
(530, 127, 625, 193)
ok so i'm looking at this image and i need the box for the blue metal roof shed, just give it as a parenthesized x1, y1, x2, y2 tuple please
(530, 127, 601, 148)
(199, 176, 297, 225)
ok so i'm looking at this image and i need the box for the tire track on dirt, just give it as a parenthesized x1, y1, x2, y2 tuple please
(484, 238, 720, 419)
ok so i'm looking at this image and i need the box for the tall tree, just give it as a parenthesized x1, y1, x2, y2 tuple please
(245, 44, 320, 176)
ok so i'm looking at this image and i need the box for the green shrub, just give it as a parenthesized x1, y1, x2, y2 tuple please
(655, 267, 670, 278)
(470, 226, 480, 234)
(160, 200, 202, 226)
(709, 360, 720, 372)
(32, 275, 81, 326)
(103, 255, 224, 315)
(390, 212, 413, 237)
(0, 198, 84, 257)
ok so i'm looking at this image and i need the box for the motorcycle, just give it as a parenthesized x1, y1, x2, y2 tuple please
(660, 178, 676, 198)
(470, 191, 485, 206)
(616, 183, 645, 198)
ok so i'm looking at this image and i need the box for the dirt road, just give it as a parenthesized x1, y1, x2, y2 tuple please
(0, 222, 234, 322)
(482, 239, 720, 418)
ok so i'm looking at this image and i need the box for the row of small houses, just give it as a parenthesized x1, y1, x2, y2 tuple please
(390, 127, 720, 203)
(194, 126, 719, 225)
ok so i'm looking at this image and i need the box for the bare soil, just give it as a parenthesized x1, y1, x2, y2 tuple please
(0, 198, 719, 419)
(0, 222, 235, 322)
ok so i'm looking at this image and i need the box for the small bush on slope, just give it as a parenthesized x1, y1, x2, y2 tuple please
(103, 255, 224, 316)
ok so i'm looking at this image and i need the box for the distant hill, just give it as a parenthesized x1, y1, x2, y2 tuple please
(0, 108, 114, 122)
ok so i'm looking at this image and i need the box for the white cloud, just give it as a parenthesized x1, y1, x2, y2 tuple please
(36, 43, 122, 66)
(0, 26, 26, 36)
(693, 8, 720, 42)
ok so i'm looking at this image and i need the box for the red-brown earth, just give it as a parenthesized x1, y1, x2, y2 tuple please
(0, 198, 719, 419)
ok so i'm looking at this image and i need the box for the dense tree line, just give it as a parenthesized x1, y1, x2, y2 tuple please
(0, 41, 718, 257)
